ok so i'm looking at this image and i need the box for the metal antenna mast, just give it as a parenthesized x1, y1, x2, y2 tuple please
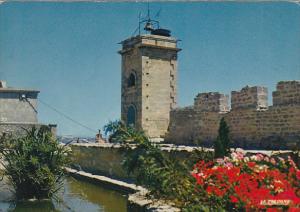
(131, 2, 170, 37)
(147, 1, 150, 20)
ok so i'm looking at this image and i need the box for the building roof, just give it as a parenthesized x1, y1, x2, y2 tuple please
(0, 81, 39, 93)
(0, 88, 40, 93)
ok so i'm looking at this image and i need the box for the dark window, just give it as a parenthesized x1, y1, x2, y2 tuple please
(128, 73, 136, 87)
(127, 105, 136, 126)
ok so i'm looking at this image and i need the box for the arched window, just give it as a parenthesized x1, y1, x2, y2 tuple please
(127, 105, 136, 126)
(128, 73, 136, 87)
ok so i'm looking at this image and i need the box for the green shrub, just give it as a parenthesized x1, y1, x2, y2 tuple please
(0, 127, 70, 200)
(214, 117, 231, 158)
(104, 121, 214, 209)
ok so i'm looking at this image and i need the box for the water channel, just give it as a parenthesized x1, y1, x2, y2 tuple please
(0, 177, 127, 212)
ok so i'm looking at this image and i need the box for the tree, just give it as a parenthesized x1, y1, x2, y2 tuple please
(214, 117, 231, 158)
(103, 121, 215, 209)
(0, 127, 70, 200)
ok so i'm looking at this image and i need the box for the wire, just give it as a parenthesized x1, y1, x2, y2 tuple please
(38, 99, 98, 134)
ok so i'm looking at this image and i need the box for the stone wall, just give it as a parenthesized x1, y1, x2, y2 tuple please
(166, 81, 300, 149)
(168, 107, 195, 144)
(0, 91, 38, 123)
(194, 92, 229, 112)
(120, 34, 180, 138)
(273, 81, 300, 106)
(231, 86, 268, 110)
(70, 144, 132, 182)
(69, 143, 296, 183)
(193, 111, 224, 146)
(69, 143, 206, 182)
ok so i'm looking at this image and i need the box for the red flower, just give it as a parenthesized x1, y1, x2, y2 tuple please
(192, 156, 300, 210)
(247, 161, 256, 168)
(296, 170, 300, 181)
(230, 195, 239, 203)
(288, 207, 300, 212)
(213, 187, 226, 197)
(206, 186, 213, 194)
(266, 208, 281, 212)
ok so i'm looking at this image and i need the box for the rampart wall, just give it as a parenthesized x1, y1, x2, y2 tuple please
(69, 143, 296, 183)
(166, 81, 300, 149)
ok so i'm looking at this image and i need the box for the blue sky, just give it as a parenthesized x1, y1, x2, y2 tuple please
(0, 2, 299, 136)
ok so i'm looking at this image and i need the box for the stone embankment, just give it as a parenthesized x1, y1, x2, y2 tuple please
(66, 167, 180, 212)
(69, 143, 297, 211)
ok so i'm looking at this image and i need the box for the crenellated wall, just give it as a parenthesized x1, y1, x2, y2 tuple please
(273, 81, 300, 106)
(231, 86, 268, 110)
(165, 81, 300, 149)
(194, 92, 229, 112)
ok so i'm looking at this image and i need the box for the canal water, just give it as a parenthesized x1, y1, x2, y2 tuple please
(0, 177, 127, 212)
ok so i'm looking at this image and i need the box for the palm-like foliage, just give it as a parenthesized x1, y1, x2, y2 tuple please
(0, 126, 70, 200)
(103, 121, 215, 209)
(104, 120, 148, 144)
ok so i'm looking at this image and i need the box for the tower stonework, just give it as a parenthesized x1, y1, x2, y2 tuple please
(119, 34, 180, 138)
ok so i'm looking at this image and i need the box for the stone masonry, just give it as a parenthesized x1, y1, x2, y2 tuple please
(273, 81, 300, 106)
(194, 92, 229, 113)
(166, 81, 300, 149)
(119, 34, 180, 138)
(0, 81, 39, 124)
(0, 81, 56, 136)
(118, 32, 299, 149)
(231, 86, 268, 110)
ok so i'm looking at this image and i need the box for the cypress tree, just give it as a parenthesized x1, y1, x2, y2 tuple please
(214, 117, 231, 158)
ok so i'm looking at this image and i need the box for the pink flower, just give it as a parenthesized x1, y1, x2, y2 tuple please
(256, 154, 264, 161)
(270, 158, 276, 165)
(236, 148, 245, 155)
(264, 157, 270, 162)
(216, 158, 224, 164)
(288, 159, 296, 168)
(224, 157, 230, 162)
(231, 152, 238, 159)
(225, 162, 233, 168)
(236, 152, 244, 160)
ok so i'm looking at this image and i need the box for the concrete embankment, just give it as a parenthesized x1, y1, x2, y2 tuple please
(69, 143, 297, 211)
(66, 167, 180, 212)
(69, 143, 295, 182)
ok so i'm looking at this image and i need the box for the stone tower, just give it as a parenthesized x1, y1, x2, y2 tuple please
(119, 33, 180, 138)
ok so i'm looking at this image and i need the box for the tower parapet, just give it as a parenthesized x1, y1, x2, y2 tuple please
(119, 34, 179, 53)
(272, 81, 300, 106)
(194, 92, 229, 113)
(231, 86, 268, 110)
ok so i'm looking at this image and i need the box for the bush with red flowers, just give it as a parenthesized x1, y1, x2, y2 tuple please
(192, 149, 300, 210)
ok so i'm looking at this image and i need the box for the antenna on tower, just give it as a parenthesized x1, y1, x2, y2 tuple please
(155, 8, 161, 18)
(132, 3, 171, 37)
(147, 1, 150, 20)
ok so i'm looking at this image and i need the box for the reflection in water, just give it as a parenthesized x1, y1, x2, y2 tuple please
(0, 177, 127, 212)
(12, 201, 58, 212)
